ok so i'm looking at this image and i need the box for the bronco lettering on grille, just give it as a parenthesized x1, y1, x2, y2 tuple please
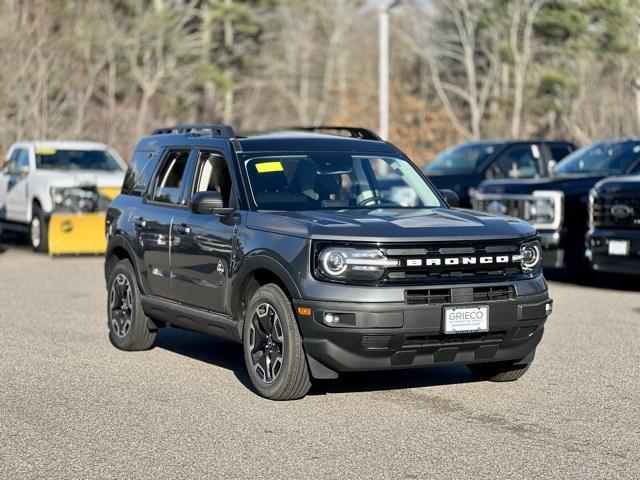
(403, 254, 521, 268)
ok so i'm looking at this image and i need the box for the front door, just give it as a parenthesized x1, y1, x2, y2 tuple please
(139, 149, 192, 299)
(6, 148, 31, 223)
(169, 149, 237, 314)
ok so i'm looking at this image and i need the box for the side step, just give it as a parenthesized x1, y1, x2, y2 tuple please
(141, 296, 242, 343)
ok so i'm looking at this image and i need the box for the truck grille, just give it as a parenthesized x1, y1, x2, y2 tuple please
(473, 197, 527, 218)
(592, 194, 640, 228)
(381, 241, 524, 284)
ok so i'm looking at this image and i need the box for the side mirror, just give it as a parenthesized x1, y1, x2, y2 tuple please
(547, 160, 557, 174)
(190, 191, 235, 215)
(440, 189, 460, 208)
(17, 165, 29, 176)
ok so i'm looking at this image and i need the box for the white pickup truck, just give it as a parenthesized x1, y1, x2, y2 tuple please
(0, 141, 126, 254)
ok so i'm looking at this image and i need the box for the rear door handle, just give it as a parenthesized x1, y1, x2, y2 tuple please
(133, 217, 146, 228)
(175, 223, 191, 235)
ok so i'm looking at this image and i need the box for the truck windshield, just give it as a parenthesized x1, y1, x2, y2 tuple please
(554, 142, 640, 175)
(243, 153, 442, 211)
(425, 142, 501, 173)
(35, 149, 124, 171)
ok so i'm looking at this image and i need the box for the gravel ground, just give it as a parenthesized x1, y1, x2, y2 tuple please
(0, 246, 639, 479)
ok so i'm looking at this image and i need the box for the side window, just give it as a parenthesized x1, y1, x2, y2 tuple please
(151, 150, 190, 205)
(122, 150, 158, 196)
(192, 152, 233, 207)
(16, 149, 30, 172)
(487, 145, 540, 179)
(549, 144, 573, 162)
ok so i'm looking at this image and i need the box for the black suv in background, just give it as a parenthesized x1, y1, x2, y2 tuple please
(424, 140, 576, 207)
(473, 139, 640, 272)
(587, 175, 640, 275)
(105, 124, 552, 400)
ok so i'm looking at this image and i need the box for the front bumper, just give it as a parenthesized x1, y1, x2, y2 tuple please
(586, 228, 640, 275)
(294, 289, 551, 376)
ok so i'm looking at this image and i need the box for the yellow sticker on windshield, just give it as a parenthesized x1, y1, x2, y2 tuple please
(36, 146, 57, 155)
(255, 161, 283, 173)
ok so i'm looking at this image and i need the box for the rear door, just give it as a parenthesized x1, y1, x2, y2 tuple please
(169, 148, 237, 314)
(139, 148, 192, 299)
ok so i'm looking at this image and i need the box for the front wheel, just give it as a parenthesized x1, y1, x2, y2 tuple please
(30, 206, 48, 253)
(243, 284, 311, 400)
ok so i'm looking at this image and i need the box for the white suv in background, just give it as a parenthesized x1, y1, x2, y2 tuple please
(0, 141, 126, 253)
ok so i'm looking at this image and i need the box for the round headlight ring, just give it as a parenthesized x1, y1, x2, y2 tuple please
(320, 249, 348, 276)
(520, 243, 541, 271)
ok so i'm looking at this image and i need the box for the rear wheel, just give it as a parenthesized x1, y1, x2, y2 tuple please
(107, 259, 156, 351)
(30, 205, 48, 253)
(468, 360, 530, 382)
(243, 284, 311, 400)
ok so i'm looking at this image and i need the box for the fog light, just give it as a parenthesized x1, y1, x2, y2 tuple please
(324, 313, 339, 324)
(545, 302, 552, 313)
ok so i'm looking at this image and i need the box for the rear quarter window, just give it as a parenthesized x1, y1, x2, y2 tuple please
(121, 150, 159, 196)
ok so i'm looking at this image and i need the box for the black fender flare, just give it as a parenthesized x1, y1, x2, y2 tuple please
(105, 234, 147, 294)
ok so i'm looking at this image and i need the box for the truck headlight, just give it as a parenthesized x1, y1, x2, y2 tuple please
(527, 191, 563, 230)
(519, 241, 542, 273)
(317, 247, 399, 282)
(51, 187, 98, 213)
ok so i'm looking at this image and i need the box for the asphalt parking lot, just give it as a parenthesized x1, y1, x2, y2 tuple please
(0, 245, 639, 479)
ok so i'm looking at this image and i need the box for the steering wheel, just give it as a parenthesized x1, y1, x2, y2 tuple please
(357, 195, 384, 206)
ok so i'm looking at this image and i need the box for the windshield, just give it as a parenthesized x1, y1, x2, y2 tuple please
(243, 153, 442, 211)
(35, 148, 124, 171)
(425, 142, 501, 173)
(554, 142, 640, 175)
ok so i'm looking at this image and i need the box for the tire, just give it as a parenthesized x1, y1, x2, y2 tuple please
(107, 259, 156, 351)
(30, 205, 48, 253)
(468, 361, 530, 382)
(243, 284, 311, 400)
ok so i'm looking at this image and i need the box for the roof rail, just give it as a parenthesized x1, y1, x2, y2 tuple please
(291, 126, 382, 141)
(152, 124, 236, 138)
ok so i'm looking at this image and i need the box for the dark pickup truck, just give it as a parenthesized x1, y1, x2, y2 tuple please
(473, 139, 640, 272)
(587, 175, 640, 275)
(425, 140, 576, 208)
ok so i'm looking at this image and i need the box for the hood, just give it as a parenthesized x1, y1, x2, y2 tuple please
(247, 208, 536, 242)
(594, 175, 640, 195)
(479, 174, 606, 196)
(33, 169, 125, 188)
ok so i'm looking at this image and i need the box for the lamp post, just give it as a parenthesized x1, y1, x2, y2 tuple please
(379, 0, 399, 141)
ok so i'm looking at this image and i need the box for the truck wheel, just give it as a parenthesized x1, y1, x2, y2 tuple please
(468, 361, 530, 382)
(107, 259, 156, 351)
(243, 284, 311, 400)
(30, 205, 48, 253)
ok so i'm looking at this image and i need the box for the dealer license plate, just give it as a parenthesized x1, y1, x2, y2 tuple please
(608, 240, 630, 256)
(444, 306, 489, 334)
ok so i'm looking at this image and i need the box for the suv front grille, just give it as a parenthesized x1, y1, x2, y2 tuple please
(592, 194, 640, 228)
(381, 241, 524, 284)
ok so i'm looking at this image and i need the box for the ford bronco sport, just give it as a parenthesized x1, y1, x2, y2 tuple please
(105, 125, 552, 400)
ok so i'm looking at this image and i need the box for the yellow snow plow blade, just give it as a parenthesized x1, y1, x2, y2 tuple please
(48, 212, 108, 255)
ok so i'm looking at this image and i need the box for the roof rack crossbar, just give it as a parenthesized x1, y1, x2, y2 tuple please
(291, 126, 382, 141)
(152, 124, 236, 138)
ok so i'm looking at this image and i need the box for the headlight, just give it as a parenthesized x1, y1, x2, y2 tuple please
(317, 247, 399, 282)
(519, 241, 542, 273)
(526, 191, 563, 229)
(51, 187, 98, 213)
